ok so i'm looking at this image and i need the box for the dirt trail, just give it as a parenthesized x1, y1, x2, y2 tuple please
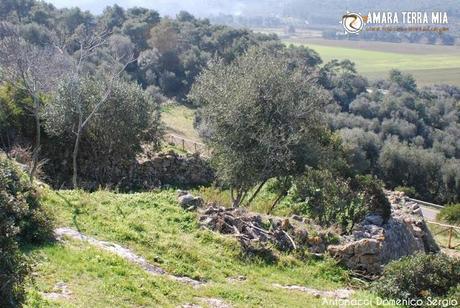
(54, 227, 358, 303)
(273, 284, 354, 299)
(54, 227, 205, 287)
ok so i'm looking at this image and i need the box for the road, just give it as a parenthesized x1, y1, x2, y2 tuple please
(420, 205, 440, 221)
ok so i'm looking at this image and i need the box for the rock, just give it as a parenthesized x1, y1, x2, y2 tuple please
(177, 189, 188, 197)
(412, 208, 423, 216)
(134, 152, 214, 189)
(364, 214, 383, 226)
(354, 239, 380, 255)
(178, 193, 204, 210)
(291, 214, 303, 222)
(227, 275, 246, 283)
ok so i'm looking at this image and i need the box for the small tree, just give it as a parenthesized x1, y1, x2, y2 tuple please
(43, 77, 161, 187)
(190, 48, 330, 207)
(42, 27, 135, 188)
(0, 21, 69, 179)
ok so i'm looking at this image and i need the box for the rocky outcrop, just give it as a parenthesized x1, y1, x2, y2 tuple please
(327, 191, 440, 274)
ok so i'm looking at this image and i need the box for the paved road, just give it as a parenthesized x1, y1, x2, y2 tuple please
(420, 205, 440, 221)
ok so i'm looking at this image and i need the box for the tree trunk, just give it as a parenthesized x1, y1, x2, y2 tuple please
(29, 96, 41, 181)
(267, 192, 285, 214)
(72, 129, 81, 189)
(232, 188, 244, 208)
(245, 179, 267, 207)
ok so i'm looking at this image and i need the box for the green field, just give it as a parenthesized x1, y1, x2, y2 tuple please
(279, 36, 460, 86)
(24, 189, 385, 307)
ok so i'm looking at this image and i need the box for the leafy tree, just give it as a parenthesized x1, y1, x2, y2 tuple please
(99, 4, 126, 31)
(40, 27, 135, 188)
(378, 139, 446, 202)
(190, 48, 330, 207)
(43, 76, 161, 187)
(319, 59, 368, 111)
(389, 69, 417, 92)
(0, 21, 69, 179)
(338, 127, 382, 174)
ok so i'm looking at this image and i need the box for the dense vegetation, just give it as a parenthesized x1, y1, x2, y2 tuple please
(0, 0, 458, 203)
(373, 253, 460, 304)
(0, 153, 53, 307)
(438, 204, 460, 225)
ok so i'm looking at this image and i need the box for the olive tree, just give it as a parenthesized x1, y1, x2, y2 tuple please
(43, 76, 161, 188)
(41, 27, 136, 188)
(189, 48, 330, 207)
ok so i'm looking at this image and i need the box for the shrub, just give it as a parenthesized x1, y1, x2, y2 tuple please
(351, 175, 391, 221)
(373, 253, 460, 303)
(0, 153, 54, 306)
(395, 186, 417, 198)
(290, 171, 390, 232)
(438, 204, 460, 225)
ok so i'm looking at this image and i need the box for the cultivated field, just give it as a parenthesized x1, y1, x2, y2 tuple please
(287, 39, 460, 86)
(254, 28, 460, 86)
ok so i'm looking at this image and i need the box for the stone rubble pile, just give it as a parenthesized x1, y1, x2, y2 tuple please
(183, 190, 440, 275)
(197, 205, 333, 254)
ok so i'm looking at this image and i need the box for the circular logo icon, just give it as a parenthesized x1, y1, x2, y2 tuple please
(341, 12, 364, 34)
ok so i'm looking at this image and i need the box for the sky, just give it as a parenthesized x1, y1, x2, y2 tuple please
(46, 0, 250, 17)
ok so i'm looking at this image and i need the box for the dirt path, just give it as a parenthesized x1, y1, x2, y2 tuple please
(54, 227, 359, 304)
(273, 284, 354, 299)
(54, 227, 205, 287)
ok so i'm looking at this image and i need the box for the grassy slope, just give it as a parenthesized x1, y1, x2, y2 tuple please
(287, 42, 460, 86)
(162, 104, 202, 142)
(25, 189, 384, 307)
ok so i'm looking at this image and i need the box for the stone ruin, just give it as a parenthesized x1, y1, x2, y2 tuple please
(327, 191, 440, 274)
(183, 190, 440, 275)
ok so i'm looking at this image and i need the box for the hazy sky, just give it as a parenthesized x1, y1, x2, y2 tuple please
(46, 0, 249, 17)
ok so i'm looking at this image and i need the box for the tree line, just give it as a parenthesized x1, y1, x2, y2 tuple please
(0, 0, 458, 205)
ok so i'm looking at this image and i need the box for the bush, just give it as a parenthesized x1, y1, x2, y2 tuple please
(290, 171, 390, 232)
(373, 253, 460, 304)
(395, 186, 417, 198)
(0, 153, 54, 306)
(438, 204, 460, 225)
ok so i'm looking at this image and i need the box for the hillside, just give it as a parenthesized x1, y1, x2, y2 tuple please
(24, 189, 382, 307)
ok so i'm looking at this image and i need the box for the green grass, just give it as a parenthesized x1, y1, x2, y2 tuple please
(284, 40, 460, 86)
(162, 103, 201, 142)
(24, 189, 386, 307)
(427, 223, 460, 252)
